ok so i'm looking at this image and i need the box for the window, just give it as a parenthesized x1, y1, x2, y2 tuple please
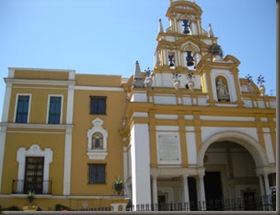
(24, 157, 44, 194)
(88, 164, 106, 184)
(48, 96, 62, 124)
(15, 95, 30, 123)
(90, 96, 106, 115)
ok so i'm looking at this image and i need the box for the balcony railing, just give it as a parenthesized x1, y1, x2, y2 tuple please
(12, 180, 52, 195)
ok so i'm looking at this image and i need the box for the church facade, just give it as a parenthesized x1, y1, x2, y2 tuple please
(0, 0, 276, 211)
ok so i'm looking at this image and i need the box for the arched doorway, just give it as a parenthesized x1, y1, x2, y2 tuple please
(203, 141, 259, 210)
(197, 131, 273, 211)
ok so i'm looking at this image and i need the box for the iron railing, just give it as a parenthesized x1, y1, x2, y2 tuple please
(12, 180, 52, 195)
(126, 195, 276, 211)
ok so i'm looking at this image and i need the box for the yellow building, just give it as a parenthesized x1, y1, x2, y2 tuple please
(0, 0, 276, 212)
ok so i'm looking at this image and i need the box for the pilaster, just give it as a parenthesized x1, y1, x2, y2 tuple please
(130, 123, 151, 207)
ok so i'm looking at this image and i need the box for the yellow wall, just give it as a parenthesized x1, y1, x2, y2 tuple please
(71, 87, 126, 196)
(2, 131, 65, 195)
(8, 87, 68, 124)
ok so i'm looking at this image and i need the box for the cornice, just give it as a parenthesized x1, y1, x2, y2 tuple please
(4, 78, 75, 86)
(0, 123, 74, 130)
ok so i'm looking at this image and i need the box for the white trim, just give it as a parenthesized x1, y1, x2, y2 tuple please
(87, 118, 108, 160)
(69, 71, 75, 80)
(1, 82, 12, 122)
(184, 115, 194, 120)
(7, 131, 65, 135)
(185, 126, 195, 132)
(263, 132, 275, 163)
(1, 122, 73, 130)
(8, 68, 15, 78)
(186, 131, 197, 164)
(5, 78, 75, 86)
(16, 144, 53, 194)
(0, 194, 130, 199)
(215, 103, 239, 107)
(132, 112, 148, 118)
(156, 126, 179, 131)
(75, 86, 124, 92)
(155, 114, 178, 119)
(8, 67, 75, 73)
(46, 95, 64, 124)
(63, 128, 72, 195)
(13, 94, 32, 123)
(12, 86, 68, 90)
(62, 72, 74, 195)
(66, 84, 75, 124)
(200, 116, 255, 121)
(0, 126, 7, 192)
(130, 124, 151, 205)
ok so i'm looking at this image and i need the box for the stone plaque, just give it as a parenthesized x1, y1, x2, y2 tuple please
(157, 133, 181, 164)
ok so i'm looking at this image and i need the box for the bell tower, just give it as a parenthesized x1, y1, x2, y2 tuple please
(151, 0, 243, 106)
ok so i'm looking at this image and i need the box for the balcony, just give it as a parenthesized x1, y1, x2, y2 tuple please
(12, 180, 52, 195)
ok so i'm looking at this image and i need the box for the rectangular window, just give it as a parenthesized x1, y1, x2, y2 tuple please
(24, 157, 44, 194)
(48, 96, 62, 124)
(88, 164, 106, 184)
(90, 96, 106, 115)
(15, 95, 30, 123)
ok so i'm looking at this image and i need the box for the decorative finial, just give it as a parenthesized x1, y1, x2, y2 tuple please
(133, 60, 144, 88)
(159, 18, 164, 33)
(257, 75, 265, 85)
(208, 23, 214, 37)
(245, 74, 253, 83)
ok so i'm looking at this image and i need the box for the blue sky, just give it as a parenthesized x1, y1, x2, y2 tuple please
(0, 0, 276, 118)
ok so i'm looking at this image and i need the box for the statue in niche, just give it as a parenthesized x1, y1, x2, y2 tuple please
(92, 132, 103, 149)
(216, 78, 230, 101)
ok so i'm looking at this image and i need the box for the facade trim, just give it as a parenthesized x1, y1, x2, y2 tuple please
(16, 144, 53, 194)
(46, 94, 64, 124)
(13, 93, 32, 123)
(75, 86, 124, 92)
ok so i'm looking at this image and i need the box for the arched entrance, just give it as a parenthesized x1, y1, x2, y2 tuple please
(203, 141, 259, 210)
(197, 131, 275, 211)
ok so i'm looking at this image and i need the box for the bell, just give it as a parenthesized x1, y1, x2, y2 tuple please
(183, 28, 190, 34)
(182, 20, 191, 35)
(168, 55, 175, 67)
(186, 51, 194, 67)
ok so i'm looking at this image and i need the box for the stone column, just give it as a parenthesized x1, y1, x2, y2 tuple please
(183, 174, 190, 211)
(152, 175, 158, 209)
(258, 175, 265, 197)
(263, 174, 270, 196)
(197, 173, 206, 211)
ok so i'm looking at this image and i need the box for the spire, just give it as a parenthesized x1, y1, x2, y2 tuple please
(133, 60, 144, 88)
(158, 18, 164, 33)
(208, 23, 214, 37)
